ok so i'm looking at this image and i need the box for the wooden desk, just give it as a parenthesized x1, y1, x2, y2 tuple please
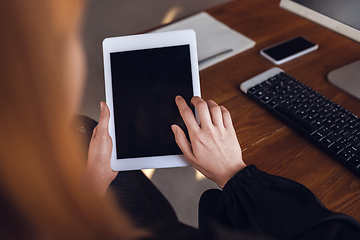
(201, 0, 360, 221)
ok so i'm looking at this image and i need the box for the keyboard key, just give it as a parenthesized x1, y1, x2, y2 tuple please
(321, 138, 334, 148)
(267, 100, 278, 108)
(247, 85, 261, 94)
(261, 95, 271, 104)
(329, 143, 343, 154)
(348, 158, 360, 168)
(312, 132, 325, 141)
(338, 151, 351, 161)
(254, 90, 265, 99)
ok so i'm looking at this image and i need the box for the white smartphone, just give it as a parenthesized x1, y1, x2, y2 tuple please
(260, 36, 318, 65)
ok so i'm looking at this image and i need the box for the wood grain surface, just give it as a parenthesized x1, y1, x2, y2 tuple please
(201, 0, 360, 221)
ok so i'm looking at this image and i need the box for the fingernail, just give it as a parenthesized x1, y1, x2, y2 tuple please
(171, 125, 177, 134)
(100, 102, 104, 111)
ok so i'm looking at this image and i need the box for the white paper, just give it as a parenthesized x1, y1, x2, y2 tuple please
(152, 12, 256, 70)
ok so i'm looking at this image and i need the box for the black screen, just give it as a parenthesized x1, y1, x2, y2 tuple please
(263, 36, 316, 61)
(110, 45, 194, 159)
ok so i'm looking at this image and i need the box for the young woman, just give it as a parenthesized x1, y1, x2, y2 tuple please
(0, 1, 144, 239)
(1, 0, 360, 239)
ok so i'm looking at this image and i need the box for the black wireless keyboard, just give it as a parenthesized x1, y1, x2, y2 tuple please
(240, 68, 360, 176)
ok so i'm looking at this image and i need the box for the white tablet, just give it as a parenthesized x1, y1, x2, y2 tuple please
(102, 29, 201, 171)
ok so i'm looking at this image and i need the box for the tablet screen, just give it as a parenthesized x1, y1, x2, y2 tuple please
(110, 44, 194, 159)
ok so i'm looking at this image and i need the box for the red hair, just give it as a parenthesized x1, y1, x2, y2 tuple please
(0, 1, 145, 239)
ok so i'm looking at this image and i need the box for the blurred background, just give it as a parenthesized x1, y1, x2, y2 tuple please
(79, 0, 232, 228)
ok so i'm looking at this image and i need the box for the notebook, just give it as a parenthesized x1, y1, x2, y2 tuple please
(152, 12, 256, 70)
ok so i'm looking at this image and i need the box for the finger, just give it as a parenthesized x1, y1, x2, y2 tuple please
(97, 102, 110, 133)
(175, 96, 199, 130)
(191, 96, 212, 127)
(206, 100, 223, 126)
(171, 124, 195, 161)
(92, 125, 98, 139)
(220, 105, 234, 129)
(171, 124, 202, 172)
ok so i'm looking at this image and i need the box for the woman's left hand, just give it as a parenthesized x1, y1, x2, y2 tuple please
(81, 102, 117, 195)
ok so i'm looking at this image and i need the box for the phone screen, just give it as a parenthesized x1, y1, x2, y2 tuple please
(262, 36, 316, 61)
(110, 45, 194, 160)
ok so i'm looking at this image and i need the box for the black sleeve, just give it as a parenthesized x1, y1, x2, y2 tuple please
(201, 165, 360, 240)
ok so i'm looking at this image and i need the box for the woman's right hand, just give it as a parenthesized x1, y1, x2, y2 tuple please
(171, 96, 246, 188)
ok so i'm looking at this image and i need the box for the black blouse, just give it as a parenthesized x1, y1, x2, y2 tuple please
(196, 165, 360, 240)
(111, 165, 360, 240)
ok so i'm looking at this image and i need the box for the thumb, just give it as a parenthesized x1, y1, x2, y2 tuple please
(171, 124, 194, 161)
(98, 102, 110, 132)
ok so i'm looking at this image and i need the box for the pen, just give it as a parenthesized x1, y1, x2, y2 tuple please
(198, 49, 233, 66)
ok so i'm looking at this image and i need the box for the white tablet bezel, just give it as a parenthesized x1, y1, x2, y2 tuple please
(102, 29, 201, 171)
